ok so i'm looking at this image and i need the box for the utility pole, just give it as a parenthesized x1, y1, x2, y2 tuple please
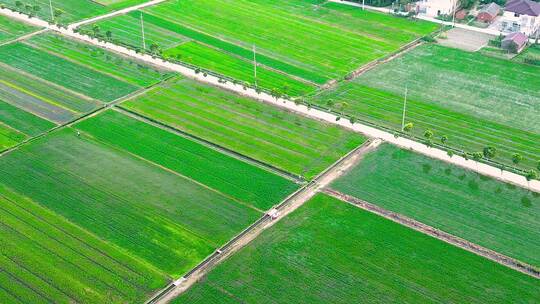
(140, 12, 146, 50)
(451, 0, 457, 28)
(362, 0, 365, 10)
(401, 86, 408, 131)
(253, 45, 257, 88)
(48, 0, 54, 22)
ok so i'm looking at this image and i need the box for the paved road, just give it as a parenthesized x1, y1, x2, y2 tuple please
(0, 7, 538, 194)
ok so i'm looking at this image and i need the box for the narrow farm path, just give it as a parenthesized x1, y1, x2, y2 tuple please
(146, 139, 382, 304)
(68, 0, 168, 29)
(0, 7, 538, 194)
(0, 28, 47, 47)
(323, 188, 540, 279)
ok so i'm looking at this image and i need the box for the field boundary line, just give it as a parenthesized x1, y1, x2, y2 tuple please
(323, 188, 540, 279)
(145, 139, 382, 304)
(1, 7, 538, 193)
(0, 28, 47, 47)
(114, 106, 305, 184)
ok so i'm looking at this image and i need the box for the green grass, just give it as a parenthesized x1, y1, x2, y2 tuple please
(0, 127, 262, 276)
(0, 0, 150, 23)
(0, 63, 98, 123)
(25, 32, 172, 88)
(332, 144, 540, 267)
(163, 41, 315, 96)
(75, 110, 299, 210)
(173, 194, 540, 303)
(310, 79, 540, 171)
(85, 0, 437, 87)
(0, 99, 54, 136)
(122, 76, 365, 179)
(0, 122, 25, 149)
(0, 185, 167, 303)
(514, 45, 540, 65)
(0, 0, 108, 23)
(0, 43, 138, 102)
(356, 44, 540, 134)
(0, 14, 38, 44)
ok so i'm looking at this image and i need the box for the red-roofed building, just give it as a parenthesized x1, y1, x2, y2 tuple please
(501, 32, 529, 53)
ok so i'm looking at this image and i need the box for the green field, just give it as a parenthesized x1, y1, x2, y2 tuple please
(0, 185, 166, 303)
(162, 42, 315, 96)
(0, 14, 38, 44)
(122, 76, 365, 179)
(0, 99, 55, 150)
(514, 44, 540, 65)
(75, 110, 299, 210)
(332, 144, 540, 267)
(0, 110, 297, 281)
(26, 32, 172, 88)
(310, 49, 540, 170)
(84, 0, 437, 92)
(0, 33, 170, 124)
(0, 0, 150, 23)
(174, 194, 540, 303)
(0, 42, 138, 102)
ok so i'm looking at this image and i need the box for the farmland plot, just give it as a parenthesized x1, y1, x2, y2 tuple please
(311, 77, 540, 171)
(332, 144, 540, 267)
(0, 33, 169, 124)
(0, 0, 151, 23)
(0, 42, 138, 102)
(0, 185, 166, 303)
(0, 99, 54, 150)
(122, 76, 365, 179)
(75, 110, 299, 210)
(0, 14, 38, 44)
(83, 0, 437, 91)
(0, 110, 297, 280)
(174, 194, 540, 303)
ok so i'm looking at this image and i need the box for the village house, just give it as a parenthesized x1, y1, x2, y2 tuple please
(501, 32, 529, 53)
(501, 0, 540, 36)
(417, 0, 459, 17)
(476, 2, 501, 23)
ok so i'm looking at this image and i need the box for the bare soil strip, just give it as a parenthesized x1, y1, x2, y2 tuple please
(323, 188, 540, 279)
(146, 139, 382, 304)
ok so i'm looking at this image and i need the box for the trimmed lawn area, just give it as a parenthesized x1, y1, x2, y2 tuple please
(83, 0, 437, 91)
(173, 194, 540, 303)
(0, 14, 39, 44)
(331, 144, 540, 267)
(122, 76, 365, 179)
(75, 110, 299, 211)
(0, 127, 263, 277)
(0, 185, 166, 303)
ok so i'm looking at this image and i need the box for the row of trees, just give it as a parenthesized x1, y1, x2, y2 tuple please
(401, 122, 540, 181)
(13, 1, 64, 21)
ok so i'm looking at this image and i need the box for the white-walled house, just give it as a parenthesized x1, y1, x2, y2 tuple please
(501, 0, 540, 36)
(417, 0, 459, 17)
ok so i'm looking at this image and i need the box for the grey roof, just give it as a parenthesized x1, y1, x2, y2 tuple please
(479, 3, 501, 17)
(503, 32, 529, 46)
(505, 0, 540, 16)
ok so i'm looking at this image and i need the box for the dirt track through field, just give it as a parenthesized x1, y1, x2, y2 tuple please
(324, 188, 540, 279)
(146, 139, 382, 303)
